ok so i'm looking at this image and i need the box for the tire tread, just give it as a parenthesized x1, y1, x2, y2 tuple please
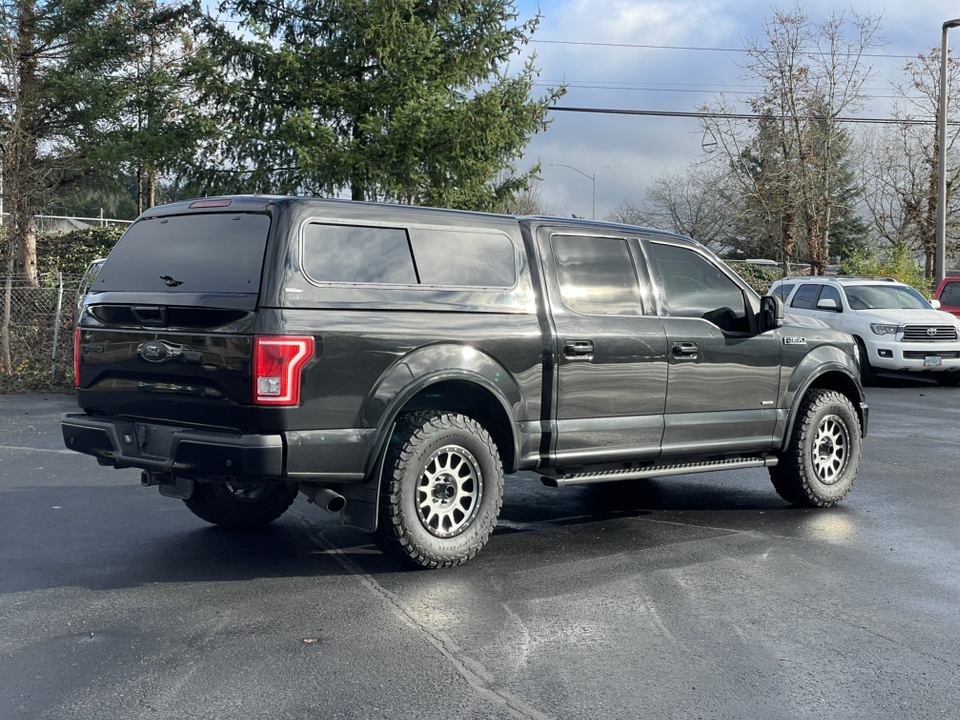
(374, 411, 503, 569)
(770, 388, 861, 508)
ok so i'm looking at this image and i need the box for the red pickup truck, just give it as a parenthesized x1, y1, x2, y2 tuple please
(934, 277, 960, 318)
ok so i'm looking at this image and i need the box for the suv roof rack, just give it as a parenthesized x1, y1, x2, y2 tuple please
(829, 276, 897, 282)
(775, 275, 898, 283)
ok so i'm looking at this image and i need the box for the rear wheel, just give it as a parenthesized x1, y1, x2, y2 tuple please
(183, 481, 299, 528)
(770, 389, 861, 507)
(373, 411, 504, 569)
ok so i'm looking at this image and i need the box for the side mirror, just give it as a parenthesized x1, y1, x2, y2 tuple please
(759, 295, 784, 332)
(931, 298, 942, 310)
(816, 298, 840, 311)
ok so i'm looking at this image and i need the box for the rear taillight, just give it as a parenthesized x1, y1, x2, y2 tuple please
(253, 336, 315, 406)
(74, 327, 82, 387)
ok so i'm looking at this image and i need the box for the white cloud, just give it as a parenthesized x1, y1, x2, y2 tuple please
(517, 0, 958, 221)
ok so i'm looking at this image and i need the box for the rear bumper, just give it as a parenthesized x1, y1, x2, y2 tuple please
(61, 413, 284, 478)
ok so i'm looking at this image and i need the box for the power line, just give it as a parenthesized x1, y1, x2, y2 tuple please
(549, 105, 951, 126)
(533, 81, 920, 100)
(530, 39, 917, 60)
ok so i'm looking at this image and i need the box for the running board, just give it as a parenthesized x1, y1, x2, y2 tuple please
(540, 456, 778, 488)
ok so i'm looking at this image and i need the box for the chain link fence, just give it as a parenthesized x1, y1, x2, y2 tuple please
(0, 212, 133, 393)
(0, 274, 83, 393)
(0, 212, 134, 233)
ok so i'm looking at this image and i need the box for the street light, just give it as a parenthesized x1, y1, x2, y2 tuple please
(550, 163, 610, 220)
(935, 18, 960, 287)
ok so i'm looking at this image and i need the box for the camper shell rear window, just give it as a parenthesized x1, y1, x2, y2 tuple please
(94, 213, 271, 294)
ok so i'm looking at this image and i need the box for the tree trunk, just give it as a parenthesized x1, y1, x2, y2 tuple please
(0, 252, 14, 374)
(147, 168, 156, 209)
(6, 0, 40, 288)
(137, 165, 157, 212)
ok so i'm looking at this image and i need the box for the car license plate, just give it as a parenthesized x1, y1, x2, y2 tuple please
(924, 356, 943, 367)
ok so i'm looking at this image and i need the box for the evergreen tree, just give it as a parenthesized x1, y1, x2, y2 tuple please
(188, 0, 565, 210)
(112, 0, 213, 213)
(0, 0, 200, 287)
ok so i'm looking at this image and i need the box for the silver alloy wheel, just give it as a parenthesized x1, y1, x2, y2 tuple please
(811, 414, 849, 485)
(416, 444, 483, 538)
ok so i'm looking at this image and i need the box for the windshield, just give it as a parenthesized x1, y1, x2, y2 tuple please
(844, 285, 931, 311)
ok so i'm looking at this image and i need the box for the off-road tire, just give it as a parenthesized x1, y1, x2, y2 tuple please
(183, 481, 299, 529)
(770, 389, 861, 507)
(373, 411, 504, 569)
(856, 338, 877, 386)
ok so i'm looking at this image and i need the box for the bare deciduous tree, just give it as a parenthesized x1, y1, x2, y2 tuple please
(491, 169, 565, 216)
(700, 2, 882, 273)
(607, 162, 735, 250)
(856, 48, 960, 274)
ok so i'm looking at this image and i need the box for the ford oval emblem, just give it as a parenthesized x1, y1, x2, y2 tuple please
(139, 340, 169, 362)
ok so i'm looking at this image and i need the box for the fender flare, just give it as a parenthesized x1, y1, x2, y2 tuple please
(778, 361, 865, 452)
(341, 345, 524, 533)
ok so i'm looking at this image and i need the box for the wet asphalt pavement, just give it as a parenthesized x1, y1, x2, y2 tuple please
(2, 380, 960, 720)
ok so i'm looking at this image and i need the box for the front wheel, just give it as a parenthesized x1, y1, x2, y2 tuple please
(183, 481, 299, 528)
(770, 389, 862, 507)
(373, 411, 504, 569)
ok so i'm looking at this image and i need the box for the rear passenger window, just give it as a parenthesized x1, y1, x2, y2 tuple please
(551, 235, 642, 316)
(410, 229, 516, 288)
(302, 224, 417, 284)
(790, 284, 820, 310)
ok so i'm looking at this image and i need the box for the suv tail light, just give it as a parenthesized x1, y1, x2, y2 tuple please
(253, 336, 315, 405)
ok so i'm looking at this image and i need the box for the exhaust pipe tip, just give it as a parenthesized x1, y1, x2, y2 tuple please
(299, 483, 346, 513)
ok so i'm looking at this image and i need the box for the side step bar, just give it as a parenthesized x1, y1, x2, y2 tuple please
(540, 456, 778, 488)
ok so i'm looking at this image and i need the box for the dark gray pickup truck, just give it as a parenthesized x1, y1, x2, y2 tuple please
(63, 196, 868, 568)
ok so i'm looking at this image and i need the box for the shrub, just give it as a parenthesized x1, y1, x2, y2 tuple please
(725, 261, 783, 295)
(840, 246, 931, 298)
(37, 226, 126, 277)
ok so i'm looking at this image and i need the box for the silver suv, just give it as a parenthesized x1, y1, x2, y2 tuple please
(770, 275, 960, 386)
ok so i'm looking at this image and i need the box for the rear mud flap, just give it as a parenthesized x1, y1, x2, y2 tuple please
(339, 482, 379, 532)
(338, 420, 395, 533)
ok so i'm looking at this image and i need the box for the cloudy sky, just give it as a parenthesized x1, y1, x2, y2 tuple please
(508, 0, 959, 220)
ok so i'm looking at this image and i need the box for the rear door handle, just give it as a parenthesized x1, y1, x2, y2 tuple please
(672, 341, 699, 357)
(564, 340, 594, 360)
(131, 306, 168, 327)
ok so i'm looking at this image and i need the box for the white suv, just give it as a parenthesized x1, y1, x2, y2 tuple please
(770, 276, 960, 386)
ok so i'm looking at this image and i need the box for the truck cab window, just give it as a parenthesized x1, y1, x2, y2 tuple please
(649, 242, 748, 332)
(551, 235, 643, 316)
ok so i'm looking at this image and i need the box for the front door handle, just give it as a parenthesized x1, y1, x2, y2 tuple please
(672, 341, 699, 357)
(564, 339, 594, 360)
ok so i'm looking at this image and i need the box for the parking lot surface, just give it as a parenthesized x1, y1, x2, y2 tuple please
(2, 379, 960, 719)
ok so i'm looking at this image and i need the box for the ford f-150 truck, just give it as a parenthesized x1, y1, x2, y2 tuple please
(63, 196, 868, 568)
